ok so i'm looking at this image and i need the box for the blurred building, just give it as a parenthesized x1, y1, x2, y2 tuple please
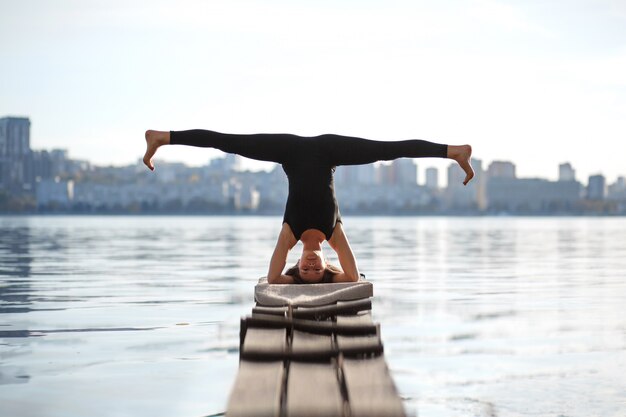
(392, 158, 417, 185)
(608, 177, 626, 199)
(336, 182, 433, 213)
(30, 148, 88, 180)
(253, 165, 288, 211)
(487, 160, 516, 179)
(375, 159, 417, 186)
(425, 167, 438, 189)
(376, 163, 393, 185)
(335, 163, 376, 187)
(559, 162, 576, 182)
(0, 116, 33, 194)
(36, 177, 74, 208)
(445, 158, 484, 211)
(486, 177, 581, 213)
(0, 117, 30, 158)
(233, 184, 261, 211)
(607, 177, 626, 213)
(210, 153, 242, 172)
(587, 174, 606, 201)
(31, 150, 54, 180)
(3, 115, 624, 215)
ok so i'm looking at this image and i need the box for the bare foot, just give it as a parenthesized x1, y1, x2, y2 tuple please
(447, 144, 474, 185)
(143, 130, 170, 171)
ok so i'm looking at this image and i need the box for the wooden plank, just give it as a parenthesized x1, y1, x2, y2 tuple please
(336, 312, 373, 326)
(226, 361, 284, 417)
(336, 334, 383, 356)
(291, 330, 334, 360)
(342, 357, 406, 417)
(286, 363, 344, 417)
(241, 327, 287, 360)
(252, 305, 288, 316)
(245, 314, 377, 336)
(292, 298, 372, 319)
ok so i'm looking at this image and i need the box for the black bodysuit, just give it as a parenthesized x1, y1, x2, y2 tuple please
(170, 130, 448, 240)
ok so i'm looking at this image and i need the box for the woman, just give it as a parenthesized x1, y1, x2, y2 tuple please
(143, 129, 473, 284)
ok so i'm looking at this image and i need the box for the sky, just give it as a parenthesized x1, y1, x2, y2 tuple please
(1, 0, 625, 185)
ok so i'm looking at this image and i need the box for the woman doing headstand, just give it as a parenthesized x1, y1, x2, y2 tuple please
(143, 129, 474, 284)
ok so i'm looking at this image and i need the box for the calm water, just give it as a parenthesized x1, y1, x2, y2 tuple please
(1, 215, 625, 417)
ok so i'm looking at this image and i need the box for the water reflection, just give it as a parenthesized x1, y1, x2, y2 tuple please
(0, 225, 32, 277)
(0, 220, 32, 315)
(0, 216, 625, 417)
(0, 219, 34, 387)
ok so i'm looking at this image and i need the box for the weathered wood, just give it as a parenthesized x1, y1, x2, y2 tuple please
(342, 357, 406, 417)
(252, 305, 288, 316)
(246, 313, 378, 336)
(292, 298, 372, 319)
(241, 327, 287, 360)
(336, 312, 373, 326)
(253, 299, 372, 319)
(229, 281, 406, 417)
(336, 333, 383, 357)
(291, 330, 334, 360)
(286, 362, 344, 417)
(226, 361, 284, 417)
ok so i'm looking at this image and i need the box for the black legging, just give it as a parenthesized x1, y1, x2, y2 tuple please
(170, 130, 448, 166)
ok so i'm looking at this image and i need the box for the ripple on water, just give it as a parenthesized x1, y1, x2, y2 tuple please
(1, 215, 626, 417)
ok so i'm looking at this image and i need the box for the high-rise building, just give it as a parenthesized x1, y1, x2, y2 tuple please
(354, 163, 376, 185)
(587, 174, 606, 200)
(608, 176, 626, 201)
(487, 160, 516, 179)
(559, 162, 576, 182)
(391, 158, 417, 185)
(0, 116, 33, 192)
(335, 163, 376, 187)
(447, 161, 466, 187)
(425, 167, 438, 189)
(486, 177, 581, 212)
(376, 163, 394, 185)
(0, 117, 30, 157)
(446, 158, 484, 210)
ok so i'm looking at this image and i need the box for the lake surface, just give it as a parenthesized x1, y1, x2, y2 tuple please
(1, 215, 625, 417)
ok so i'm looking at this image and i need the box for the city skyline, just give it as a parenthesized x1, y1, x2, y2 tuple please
(4, 114, 622, 189)
(3, 113, 625, 215)
(1, 1, 625, 185)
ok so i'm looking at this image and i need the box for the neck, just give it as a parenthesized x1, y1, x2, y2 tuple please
(300, 232, 323, 251)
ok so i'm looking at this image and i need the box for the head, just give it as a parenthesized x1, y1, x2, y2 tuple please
(284, 249, 342, 283)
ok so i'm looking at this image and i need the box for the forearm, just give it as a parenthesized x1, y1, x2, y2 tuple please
(267, 251, 287, 284)
(268, 274, 296, 284)
(336, 258, 359, 282)
(332, 272, 359, 283)
(329, 225, 360, 281)
(267, 224, 297, 284)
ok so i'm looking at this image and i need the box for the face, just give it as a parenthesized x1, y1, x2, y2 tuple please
(298, 249, 326, 283)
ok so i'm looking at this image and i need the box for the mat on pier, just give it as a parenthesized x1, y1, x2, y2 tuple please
(226, 277, 406, 417)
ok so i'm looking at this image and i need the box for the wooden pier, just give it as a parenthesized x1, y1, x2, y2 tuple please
(226, 278, 407, 417)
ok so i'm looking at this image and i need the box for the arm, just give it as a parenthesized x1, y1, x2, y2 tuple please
(328, 223, 360, 282)
(267, 223, 298, 284)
